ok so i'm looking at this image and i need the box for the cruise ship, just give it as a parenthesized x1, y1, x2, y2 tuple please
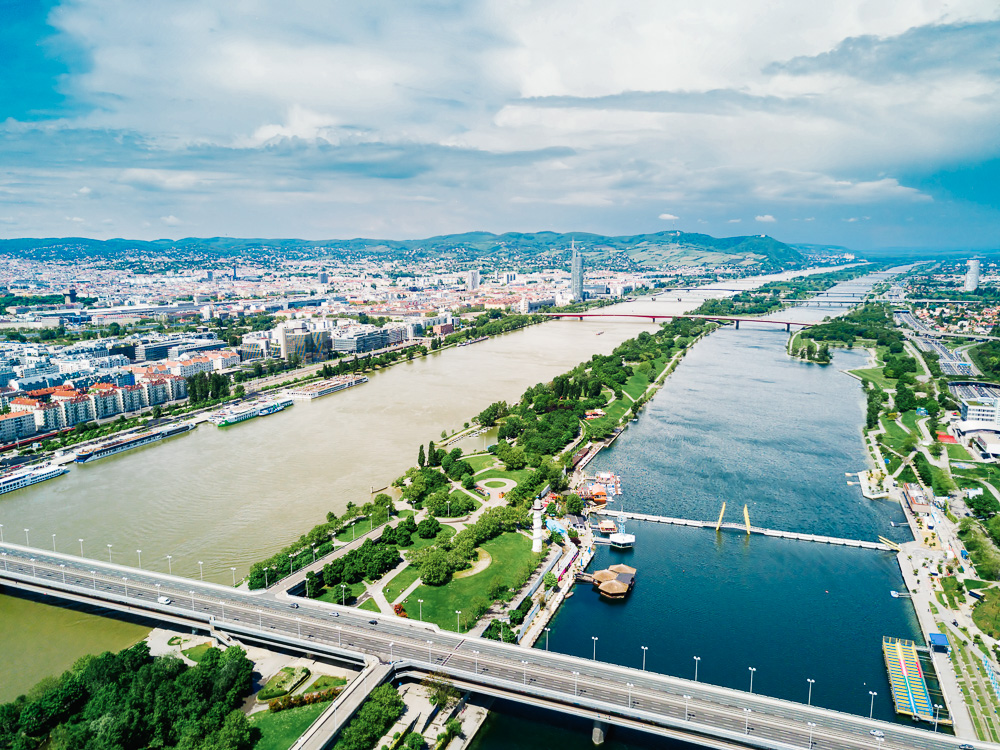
(283, 374, 369, 401)
(209, 395, 294, 427)
(0, 464, 70, 495)
(74, 423, 195, 463)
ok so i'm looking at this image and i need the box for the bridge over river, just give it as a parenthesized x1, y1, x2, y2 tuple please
(0, 542, 978, 750)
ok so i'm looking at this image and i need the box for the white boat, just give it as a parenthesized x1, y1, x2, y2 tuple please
(209, 396, 293, 426)
(0, 464, 69, 495)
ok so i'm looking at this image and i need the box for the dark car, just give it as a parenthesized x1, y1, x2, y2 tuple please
(288, 602, 299, 609)
(959, 744, 975, 750)
(368, 619, 378, 625)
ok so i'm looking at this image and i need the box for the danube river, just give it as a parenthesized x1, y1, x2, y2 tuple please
(0, 268, 833, 701)
(469, 271, 924, 748)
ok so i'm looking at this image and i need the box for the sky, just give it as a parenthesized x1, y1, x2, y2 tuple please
(1, 0, 999, 250)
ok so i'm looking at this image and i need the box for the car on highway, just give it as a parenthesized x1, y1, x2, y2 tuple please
(157, 595, 172, 605)
(288, 602, 299, 609)
(959, 744, 975, 750)
(869, 730, 884, 738)
(369, 619, 378, 625)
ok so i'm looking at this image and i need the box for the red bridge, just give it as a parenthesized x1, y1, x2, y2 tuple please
(543, 312, 811, 331)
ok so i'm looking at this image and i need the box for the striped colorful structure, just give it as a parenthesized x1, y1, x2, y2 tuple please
(882, 636, 941, 722)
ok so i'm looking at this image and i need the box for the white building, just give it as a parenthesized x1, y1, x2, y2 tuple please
(965, 259, 981, 292)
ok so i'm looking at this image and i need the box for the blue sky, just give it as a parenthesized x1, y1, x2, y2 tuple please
(1, 0, 999, 250)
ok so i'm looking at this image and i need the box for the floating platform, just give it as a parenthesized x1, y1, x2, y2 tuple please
(882, 636, 948, 724)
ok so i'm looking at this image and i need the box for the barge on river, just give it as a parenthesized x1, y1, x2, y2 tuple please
(74, 423, 195, 462)
(0, 463, 69, 494)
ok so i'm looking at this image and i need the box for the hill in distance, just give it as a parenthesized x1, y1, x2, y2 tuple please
(0, 230, 818, 271)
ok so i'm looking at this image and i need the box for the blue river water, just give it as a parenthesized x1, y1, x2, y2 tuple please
(470, 272, 928, 748)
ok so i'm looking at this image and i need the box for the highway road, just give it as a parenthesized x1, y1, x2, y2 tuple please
(0, 542, 990, 750)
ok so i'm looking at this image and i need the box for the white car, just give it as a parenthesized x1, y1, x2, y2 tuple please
(869, 730, 884, 738)
(157, 595, 172, 605)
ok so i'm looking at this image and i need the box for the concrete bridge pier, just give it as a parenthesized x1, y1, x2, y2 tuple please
(592, 719, 608, 745)
(785, 322, 791, 332)
(734, 319, 740, 330)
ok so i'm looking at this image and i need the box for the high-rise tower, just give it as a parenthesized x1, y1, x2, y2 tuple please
(570, 240, 584, 302)
(965, 259, 981, 292)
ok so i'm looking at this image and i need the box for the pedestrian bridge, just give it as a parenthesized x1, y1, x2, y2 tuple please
(0, 543, 976, 750)
(603, 511, 894, 551)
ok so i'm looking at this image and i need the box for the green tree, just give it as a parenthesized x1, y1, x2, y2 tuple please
(418, 444, 426, 468)
(543, 571, 558, 590)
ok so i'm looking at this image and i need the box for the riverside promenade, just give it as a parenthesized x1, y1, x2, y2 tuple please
(598, 510, 894, 551)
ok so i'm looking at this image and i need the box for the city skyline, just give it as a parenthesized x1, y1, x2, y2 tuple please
(1, 1, 998, 249)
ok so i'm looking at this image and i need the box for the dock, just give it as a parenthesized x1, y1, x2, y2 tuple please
(598, 511, 893, 551)
(882, 636, 947, 724)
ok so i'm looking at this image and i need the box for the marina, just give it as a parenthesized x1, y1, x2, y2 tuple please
(881, 636, 947, 725)
(208, 396, 293, 426)
(73, 424, 195, 463)
(0, 463, 69, 495)
(282, 374, 369, 400)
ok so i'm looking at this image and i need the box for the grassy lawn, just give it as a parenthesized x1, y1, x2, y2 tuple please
(900, 410, 921, 435)
(405, 525, 456, 554)
(973, 588, 1000, 640)
(249, 701, 332, 750)
(880, 418, 914, 456)
(304, 675, 346, 693)
(335, 517, 382, 543)
(622, 373, 649, 401)
(848, 367, 895, 390)
(476, 468, 534, 486)
(259, 667, 310, 701)
(586, 396, 632, 434)
(358, 598, 381, 613)
(948, 443, 975, 461)
(941, 576, 963, 609)
(898, 465, 918, 483)
(966, 579, 992, 590)
(466, 453, 497, 473)
(182, 643, 214, 662)
(316, 580, 366, 606)
(383, 564, 423, 603)
(483, 480, 507, 488)
(402, 532, 538, 631)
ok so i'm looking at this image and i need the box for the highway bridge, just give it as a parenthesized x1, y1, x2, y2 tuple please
(0, 542, 981, 750)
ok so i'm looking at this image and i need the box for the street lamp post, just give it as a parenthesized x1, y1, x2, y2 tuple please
(807, 678, 815, 706)
(166, 555, 173, 575)
(231, 567, 236, 586)
(693, 655, 700, 682)
(522, 660, 528, 686)
(91, 570, 96, 589)
(155, 583, 161, 599)
(641, 645, 648, 671)
(573, 671, 580, 697)
(807, 721, 816, 748)
(743, 708, 751, 735)
(106, 543, 112, 562)
(748, 666, 756, 694)
(122, 576, 128, 597)
(1, 552, 6, 572)
(336, 626, 342, 646)
(626, 682, 634, 709)
(455, 610, 462, 632)
(59, 563, 65, 583)
(198, 561, 204, 580)
(868, 690, 877, 719)
(340, 584, 346, 605)
(933, 703, 943, 732)
(52, 533, 56, 552)
(592, 636, 598, 661)
(427, 640, 433, 663)
(78, 538, 84, 556)
(0, 524, 3, 543)
(264, 567, 270, 588)
(190, 590, 195, 609)
(472, 650, 479, 675)
(257, 609, 262, 629)
(24, 528, 29, 546)
(544, 627, 550, 650)
(683, 694, 691, 721)
(418, 599, 423, 621)
(136, 549, 142, 569)
(30, 557, 35, 576)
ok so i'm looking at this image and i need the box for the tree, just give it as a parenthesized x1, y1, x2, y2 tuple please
(418, 444, 426, 468)
(543, 571, 558, 590)
(419, 548, 452, 586)
(564, 494, 584, 515)
(420, 672, 461, 708)
(417, 517, 441, 539)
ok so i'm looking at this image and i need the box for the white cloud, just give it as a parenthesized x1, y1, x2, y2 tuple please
(727, 218, 742, 223)
(160, 215, 181, 226)
(755, 214, 777, 223)
(65, 216, 84, 223)
(658, 213, 679, 220)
